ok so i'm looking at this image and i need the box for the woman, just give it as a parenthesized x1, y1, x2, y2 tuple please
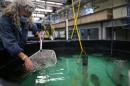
(0, 0, 36, 74)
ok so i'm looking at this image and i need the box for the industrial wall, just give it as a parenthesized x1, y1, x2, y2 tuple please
(94, 0, 127, 12)
(113, 6, 128, 19)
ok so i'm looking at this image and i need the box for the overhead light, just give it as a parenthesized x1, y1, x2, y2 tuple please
(35, 8, 53, 12)
(47, 2, 63, 5)
(35, 0, 41, 1)
(32, 17, 43, 23)
(32, 14, 45, 18)
(35, 0, 63, 6)
(5, 0, 14, 2)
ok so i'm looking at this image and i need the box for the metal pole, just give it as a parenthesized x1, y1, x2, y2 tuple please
(66, 19, 69, 40)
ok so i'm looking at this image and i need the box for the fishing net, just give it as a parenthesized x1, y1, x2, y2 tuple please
(30, 32, 57, 71)
(30, 49, 57, 70)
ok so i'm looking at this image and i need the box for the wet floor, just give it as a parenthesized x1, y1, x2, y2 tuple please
(20, 55, 130, 86)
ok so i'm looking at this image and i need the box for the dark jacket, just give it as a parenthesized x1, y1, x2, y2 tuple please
(31, 23, 40, 35)
(0, 16, 38, 58)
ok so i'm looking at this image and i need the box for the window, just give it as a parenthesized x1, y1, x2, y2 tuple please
(89, 28, 99, 40)
(80, 29, 89, 39)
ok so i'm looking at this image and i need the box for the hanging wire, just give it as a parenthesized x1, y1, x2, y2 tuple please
(71, 0, 87, 57)
(71, 0, 80, 39)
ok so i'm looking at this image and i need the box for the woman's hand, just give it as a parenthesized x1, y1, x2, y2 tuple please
(23, 57, 34, 72)
(36, 31, 45, 40)
(18, 52, 34, 72)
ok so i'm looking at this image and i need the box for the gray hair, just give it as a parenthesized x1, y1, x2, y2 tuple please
(14, 0, 35, 13)
(3, 0, 35, 28)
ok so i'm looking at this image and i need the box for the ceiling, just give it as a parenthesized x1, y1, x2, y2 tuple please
(0, 0, 65, 20)
(32, 0, 64, 18)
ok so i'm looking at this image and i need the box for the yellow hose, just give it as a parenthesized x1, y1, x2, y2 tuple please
(71, 0, 87, 56)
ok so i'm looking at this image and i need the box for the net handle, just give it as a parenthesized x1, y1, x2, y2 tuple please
(40, 31, 45, 50)
(40, 37, 42, 50)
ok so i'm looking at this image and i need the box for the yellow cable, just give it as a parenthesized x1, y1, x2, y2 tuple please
(71, 0, 87, 56)
(71, 0, 80, 39)
(71, 0, 77, 39)
(72, 0, 82, 51)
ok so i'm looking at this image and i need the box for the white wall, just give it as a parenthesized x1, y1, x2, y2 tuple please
(113, 6, 128, 19)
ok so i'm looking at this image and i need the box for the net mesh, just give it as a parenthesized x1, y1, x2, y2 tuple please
(30, 50, 57, 71)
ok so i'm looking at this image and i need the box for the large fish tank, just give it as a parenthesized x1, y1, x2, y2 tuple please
(1, 40, 130, 86)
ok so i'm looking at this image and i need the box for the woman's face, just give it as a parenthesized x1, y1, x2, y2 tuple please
(23, 10, 31, 18)
(20, 7, 31, 18)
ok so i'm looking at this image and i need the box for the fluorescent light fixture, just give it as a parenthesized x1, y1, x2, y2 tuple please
(35, 0, 41, 1)
(32, 17, 41, 23)
(5, 0, 14, 2)
(35, 0, 63, 5)
(47, 2, 63, 5)
(32, 14, 45, 18)
(35, 8, 53, 12)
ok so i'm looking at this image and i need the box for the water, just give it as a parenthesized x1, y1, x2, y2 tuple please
(88, 55, 129, 86)
(20, 55, 130, 86)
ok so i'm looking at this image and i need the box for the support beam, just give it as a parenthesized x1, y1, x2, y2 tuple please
(99, 26, 102, 40)
(102, 26, 106, 40)
(66, 19, 69, 40)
